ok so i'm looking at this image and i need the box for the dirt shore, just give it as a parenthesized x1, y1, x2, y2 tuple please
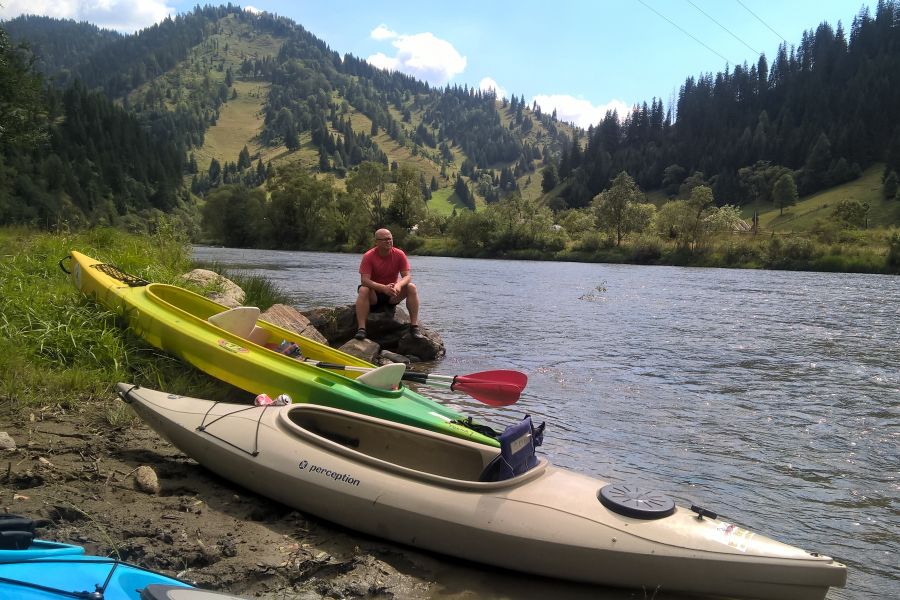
(0, 397, 644, 600)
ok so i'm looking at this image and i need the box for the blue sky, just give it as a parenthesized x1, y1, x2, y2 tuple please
(1, 0, 869, 127)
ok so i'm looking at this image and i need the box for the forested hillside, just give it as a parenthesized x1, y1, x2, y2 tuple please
(1, 15, 122, 83)
(553, 2, 900, 209)
(1, 2, 899, 272)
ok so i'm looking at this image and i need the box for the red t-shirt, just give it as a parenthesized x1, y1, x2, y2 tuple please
(359, 247, 410, 285)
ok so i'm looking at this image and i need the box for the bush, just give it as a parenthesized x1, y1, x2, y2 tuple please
(575, 231, 610, 252)
(814, 253, 884, 273)
(888, 229, 900, 268)
(721, 238, 764, 266)
(767, 235, 818, 268)
(628, 235, 662, 263)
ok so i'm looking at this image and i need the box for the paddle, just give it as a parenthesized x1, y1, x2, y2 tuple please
(303, 360, 526, 406)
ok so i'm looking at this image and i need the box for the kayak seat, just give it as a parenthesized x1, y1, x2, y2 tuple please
(479, 416, 545, 482)
(208, 306, 261, 339)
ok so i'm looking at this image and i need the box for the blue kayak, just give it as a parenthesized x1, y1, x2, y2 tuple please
(0, 516, 243, 600)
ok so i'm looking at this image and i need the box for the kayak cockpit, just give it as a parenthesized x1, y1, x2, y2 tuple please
(279, 405, 547, 489)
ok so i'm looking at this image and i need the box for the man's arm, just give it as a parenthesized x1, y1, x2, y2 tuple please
(394, 270, 411, 291)
(360, 271, 389, 294)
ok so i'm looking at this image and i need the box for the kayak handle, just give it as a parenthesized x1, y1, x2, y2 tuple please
(690, 505, 718, 521)
(58, 254, 72, 274)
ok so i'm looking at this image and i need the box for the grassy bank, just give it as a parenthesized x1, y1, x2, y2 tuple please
(416, 228, 900, 274)
(0, 226, 287, 413)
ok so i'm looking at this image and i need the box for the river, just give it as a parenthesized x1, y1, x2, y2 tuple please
(193, 246, 898, 600)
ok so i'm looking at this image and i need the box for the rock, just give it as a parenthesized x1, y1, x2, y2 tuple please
(260, 304, 328, 345)
(0, 432, 15, 450)
(303, 303, 444, 363)
(337, 338, 380, 363)
(378, 350, 410, 365)
(301, 306, 356, 344)
(181, 269, 245, 308)
(134, 465, 161, 495)
(397, 326, 445, 361)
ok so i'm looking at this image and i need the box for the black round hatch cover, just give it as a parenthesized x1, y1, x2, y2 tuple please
(598, 484, 676, 519)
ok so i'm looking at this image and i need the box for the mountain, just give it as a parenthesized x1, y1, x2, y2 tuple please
(1, 3, 899, 241)
(4, 6, 573, 208)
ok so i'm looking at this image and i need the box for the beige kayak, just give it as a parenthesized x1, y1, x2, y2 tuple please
(118, 383, 846, 600)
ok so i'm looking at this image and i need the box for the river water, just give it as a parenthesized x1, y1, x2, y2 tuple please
(193, 246, 898, 600)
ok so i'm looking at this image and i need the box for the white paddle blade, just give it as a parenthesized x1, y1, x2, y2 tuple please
(355, 363, 407, 389)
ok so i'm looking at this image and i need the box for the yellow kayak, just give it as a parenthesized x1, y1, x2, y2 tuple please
(63, 250, 500, 446)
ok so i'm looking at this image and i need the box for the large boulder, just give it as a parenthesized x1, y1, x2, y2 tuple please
(302, 304, 444, 362)
(181, 269, 245, 308)
(260, 304, 328, 346)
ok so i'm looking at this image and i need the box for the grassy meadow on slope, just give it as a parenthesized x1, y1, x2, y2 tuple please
(750, 165, 900, 231)
(195, 80, 276, 169)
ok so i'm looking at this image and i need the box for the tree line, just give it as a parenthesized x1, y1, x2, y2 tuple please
(549, 2, 900, 211)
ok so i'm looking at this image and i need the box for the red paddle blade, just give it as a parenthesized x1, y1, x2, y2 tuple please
(457, 370, 528, 389)
(452, 370, 527, 407)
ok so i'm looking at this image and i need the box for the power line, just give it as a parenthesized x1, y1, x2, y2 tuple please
(735, 0, 787, 44)
(686, 0, 760, 55)
(636, 0, 736, 64)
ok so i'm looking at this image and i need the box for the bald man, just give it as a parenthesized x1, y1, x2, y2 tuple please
(355, 228, 423, 340)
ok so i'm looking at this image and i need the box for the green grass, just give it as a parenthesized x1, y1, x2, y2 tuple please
(0, 226, 260, 410)
(195, 80, 273, 171)
(751, 165, 898, 232)
(191, 260, 292, 308)
(427, 187, 466, 215)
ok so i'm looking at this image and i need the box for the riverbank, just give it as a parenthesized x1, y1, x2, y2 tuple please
(411, 229, 900, 275)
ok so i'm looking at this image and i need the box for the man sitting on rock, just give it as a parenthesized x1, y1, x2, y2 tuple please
(355, 228, 424, 340)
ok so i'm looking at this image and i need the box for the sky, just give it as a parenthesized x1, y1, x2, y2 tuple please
(0, 0, 871, 128)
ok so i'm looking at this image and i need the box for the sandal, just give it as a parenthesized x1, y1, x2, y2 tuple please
(354, 328, 367, 340)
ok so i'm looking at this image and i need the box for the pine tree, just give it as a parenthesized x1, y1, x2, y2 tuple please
(208, 158, 222, 184)
(541, 164, 559, 193)
(237, 145, 251, 170)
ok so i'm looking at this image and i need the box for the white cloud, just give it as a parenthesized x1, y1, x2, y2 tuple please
(367, 52, 398, 72)
(244, 5, 261, 14)
(0, 0, 175, 34)
(531, 94, 629, 128)
(367, 31, 466, 86)
(478, 77, 507, 99)
(370, 24, 397, 41)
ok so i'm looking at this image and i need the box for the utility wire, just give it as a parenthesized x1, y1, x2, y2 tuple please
(636, 0, 736, 64)
(735, 0, 787, 43)
(686, 0, 760, 55)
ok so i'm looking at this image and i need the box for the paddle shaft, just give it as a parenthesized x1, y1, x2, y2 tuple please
(304, 360, 455, 386)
